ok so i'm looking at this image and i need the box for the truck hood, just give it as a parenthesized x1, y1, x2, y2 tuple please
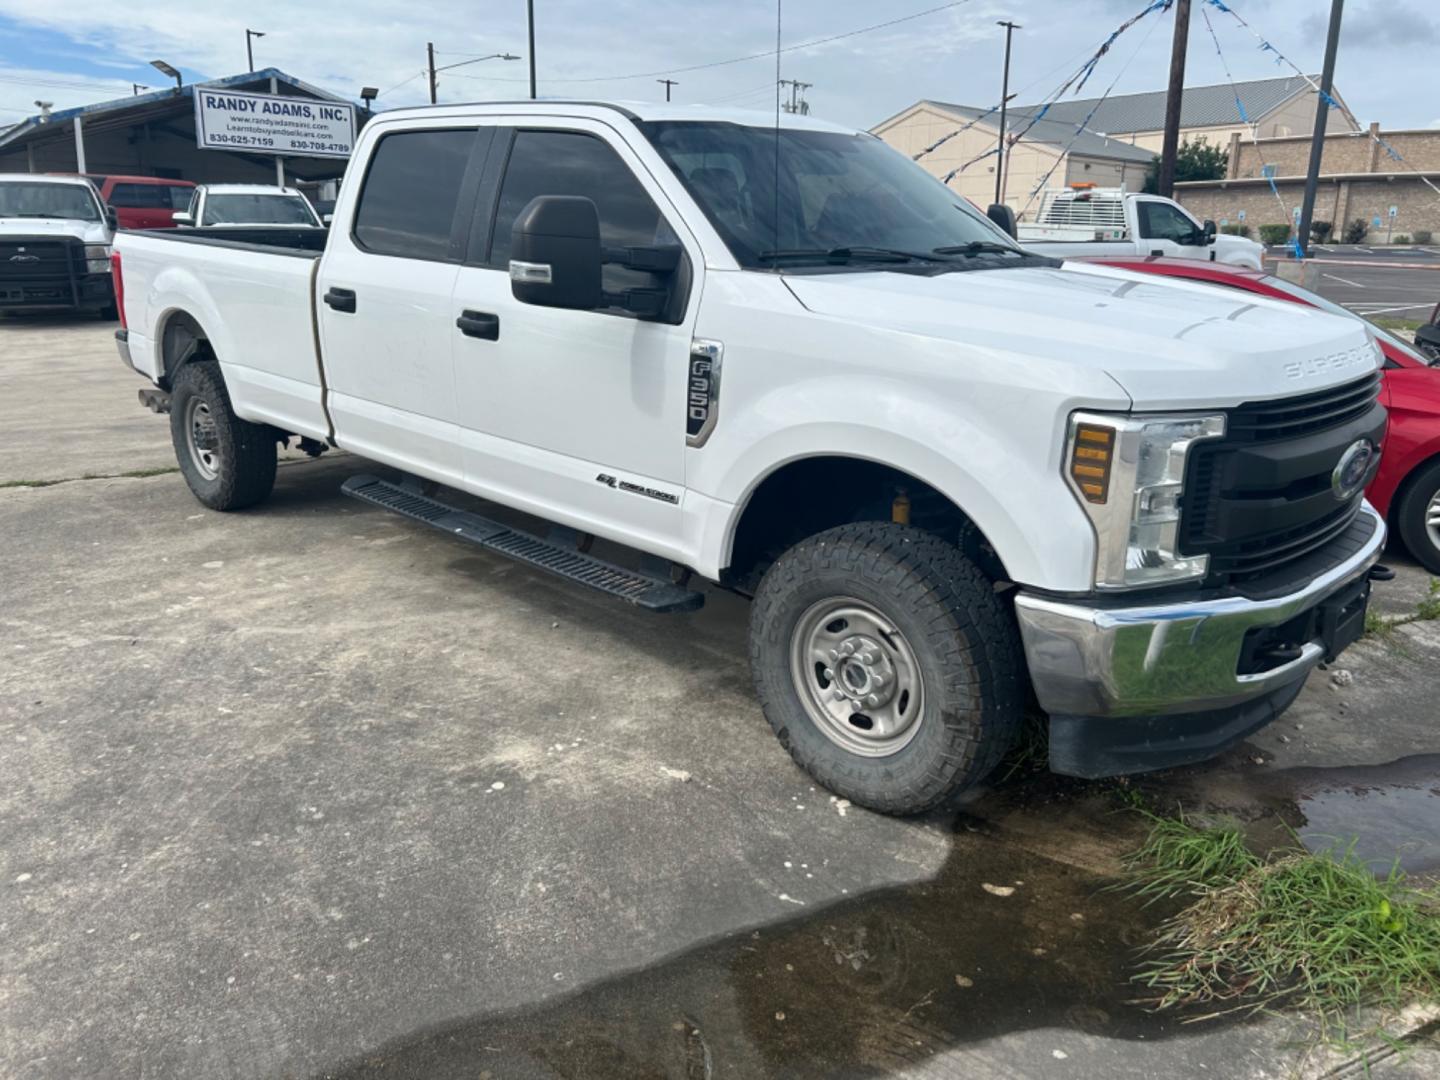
(782, 263, 1378, 410)
(0, 218, 111, 244)
(1211, 233, 1264, 267)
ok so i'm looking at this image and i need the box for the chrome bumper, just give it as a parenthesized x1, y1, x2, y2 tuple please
(1014, 504, 1385, 719)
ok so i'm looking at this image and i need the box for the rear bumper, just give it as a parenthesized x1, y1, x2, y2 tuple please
(1014, 503, 1385, 775)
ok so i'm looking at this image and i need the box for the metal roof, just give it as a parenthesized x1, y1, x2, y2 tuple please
(1014, 75, 1336, 135)
(921, 101, 1154, 163)
(0, 69, 349, 151)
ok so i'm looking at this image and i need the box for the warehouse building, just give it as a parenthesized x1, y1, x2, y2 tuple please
(874, 75, 1359, 214)
(0, 68, 364, 200)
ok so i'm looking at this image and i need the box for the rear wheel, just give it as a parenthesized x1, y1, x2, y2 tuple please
(748, 522, 1024, 815)
(169, 359, 277, 510)
(1395, 458, 1440, 574)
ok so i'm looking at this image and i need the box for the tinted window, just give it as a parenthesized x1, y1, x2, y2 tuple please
(203, 194, 318, 226)
(490, 130, 673, 297)
(1138, 201, 1197, 242)
(354, 129, 475, 260)
(641, 121, 1012, 268)
(168, 187, 194, 210)
(110, 183, 171, 209)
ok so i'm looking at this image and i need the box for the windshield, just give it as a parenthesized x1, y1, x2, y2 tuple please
(0, 181, 101, 222)
(640, 121, 1017, 269)
(202, 193, 318, 226)
(1261, 274, 1432, 365)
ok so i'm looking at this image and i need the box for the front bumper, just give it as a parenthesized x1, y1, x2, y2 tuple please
(1014, 503, 1385, 775)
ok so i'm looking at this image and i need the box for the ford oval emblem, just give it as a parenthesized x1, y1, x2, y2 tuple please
(1331, 439, 1375, 501)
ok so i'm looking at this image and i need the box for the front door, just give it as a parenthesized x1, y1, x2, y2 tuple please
(449, 122, 701, 555)
(316, 124, 489, 484)
(1135, 197, 1206, 260)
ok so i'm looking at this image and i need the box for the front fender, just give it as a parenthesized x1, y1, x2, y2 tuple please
(689, 374, 1104, 592)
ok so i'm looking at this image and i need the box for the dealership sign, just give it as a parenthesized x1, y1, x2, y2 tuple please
(194, 89, 355, 159)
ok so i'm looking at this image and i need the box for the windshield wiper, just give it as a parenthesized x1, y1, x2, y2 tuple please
(931, 241, 1023, 257)
(757, 246, 938, 265)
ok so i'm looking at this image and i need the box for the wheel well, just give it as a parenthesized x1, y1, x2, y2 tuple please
(724, 456, 1009, 590)
(158, 310, 214, 390)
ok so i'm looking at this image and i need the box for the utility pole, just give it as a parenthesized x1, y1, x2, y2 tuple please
(779, 79, 812, 114)
(527, 0, 537, 99)
(994, 20, 1020, 206)
(246, 29, 265, 73)
(427, 42, 438, 104)
(1157, 0, 1191, 198)
(1297, 0, 1344, 258)
(657, 78, 678, 102)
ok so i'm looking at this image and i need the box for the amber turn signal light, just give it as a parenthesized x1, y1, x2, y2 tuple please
(1070, 423, 1114, 504)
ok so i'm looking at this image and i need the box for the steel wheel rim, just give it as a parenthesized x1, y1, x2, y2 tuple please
(185, 397, 220, 481)
(1427, 489, 1440, 552)
(788, 597, 925, 757)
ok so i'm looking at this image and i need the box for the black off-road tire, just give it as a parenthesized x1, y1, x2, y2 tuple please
(1395, 458, 1440, 575)
(748, 522, 1025, 815)
(169, 359, 277, 511)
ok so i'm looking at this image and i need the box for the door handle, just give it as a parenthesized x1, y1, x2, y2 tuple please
(324, 286, 356, 313)
(456, 310, 500, 341)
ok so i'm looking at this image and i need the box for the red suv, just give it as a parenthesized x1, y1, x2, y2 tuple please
(85, 175, 195, 230)
(1080, 256, 1440, 573)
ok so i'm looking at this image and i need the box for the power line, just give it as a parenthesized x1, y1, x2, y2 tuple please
(376, 70, 427, 97)
(440, 0, 976, 85)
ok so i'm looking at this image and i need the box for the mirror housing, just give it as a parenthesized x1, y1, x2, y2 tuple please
(510, 195, 603, 310)
(986, 202, 1018, 240)
(1202, 219, 1217, 244)
(172, 210, 193, 226)
(321, 213, 334, 226)
(104, 206, 118, 231)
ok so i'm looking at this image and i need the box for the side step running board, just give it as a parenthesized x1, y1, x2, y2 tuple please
(341, 474, 704, 614)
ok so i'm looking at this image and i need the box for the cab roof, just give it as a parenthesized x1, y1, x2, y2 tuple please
(375, 99, 864, 135)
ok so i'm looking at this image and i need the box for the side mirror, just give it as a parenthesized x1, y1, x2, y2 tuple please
(322, 213, 333, 226)
(105, 206, 118, 231)
(509, 195, 603, 311)
(986, 202, 1018, 240)
(172, 210, 193, 226)
(1202, 219, 1217, 244)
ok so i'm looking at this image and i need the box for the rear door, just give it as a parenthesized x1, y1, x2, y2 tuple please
(106, 182, 176, 230)
(316, 122, 491, 484)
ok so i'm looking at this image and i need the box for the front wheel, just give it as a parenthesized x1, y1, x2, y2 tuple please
(748, 523, 1025, 815)
(169, 359, 277, 511)
(1395, 458, 1440, 574)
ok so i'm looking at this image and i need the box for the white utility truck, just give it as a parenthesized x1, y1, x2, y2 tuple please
(1015, 185, 1265, 270)
(113, 102, 1386, 814)
(173, 183, 325, 228)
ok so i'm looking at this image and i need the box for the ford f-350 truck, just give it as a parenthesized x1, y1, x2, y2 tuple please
(112, 102, 1387, 815)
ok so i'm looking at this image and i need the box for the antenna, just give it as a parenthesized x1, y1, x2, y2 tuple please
(773, 0, 782, 255)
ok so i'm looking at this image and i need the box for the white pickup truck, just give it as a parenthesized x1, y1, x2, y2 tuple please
(1010, 186, 1265, 270)
(113, 102, 1387, 815)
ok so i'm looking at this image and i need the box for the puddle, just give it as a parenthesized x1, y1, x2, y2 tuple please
(1286, 755, 1440, 876)
(316, 803, 1242, 1079)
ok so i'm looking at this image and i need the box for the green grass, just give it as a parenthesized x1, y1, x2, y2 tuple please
(1367, 578, 1440, 638)
(0, 466, 177, 489)
(1122, 815, 1440, 1039)
(1370, 316, 1424, 334)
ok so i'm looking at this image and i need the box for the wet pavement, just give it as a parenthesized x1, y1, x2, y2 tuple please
(1288, 756, 1440, 877)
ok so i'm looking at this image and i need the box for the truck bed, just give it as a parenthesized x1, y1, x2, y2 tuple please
(115, 226, 330, 442)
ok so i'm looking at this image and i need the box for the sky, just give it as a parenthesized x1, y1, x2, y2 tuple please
(0, 0, 1436, 132)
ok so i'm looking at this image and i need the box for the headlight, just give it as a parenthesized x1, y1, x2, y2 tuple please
(1065, 411, 1226, 588)
(84, 244, 111, 274)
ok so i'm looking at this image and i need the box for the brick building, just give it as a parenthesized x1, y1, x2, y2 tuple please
(1174, 125, 1440, 241)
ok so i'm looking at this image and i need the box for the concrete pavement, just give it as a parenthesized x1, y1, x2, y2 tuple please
(2, 320, 1437, 1078)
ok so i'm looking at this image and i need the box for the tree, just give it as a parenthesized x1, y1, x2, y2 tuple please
(1142, 137, 1229, 194)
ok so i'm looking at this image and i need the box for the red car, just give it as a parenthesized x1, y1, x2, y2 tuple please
(84, 175, 195, 230)
(1081, 256, 1440, 573)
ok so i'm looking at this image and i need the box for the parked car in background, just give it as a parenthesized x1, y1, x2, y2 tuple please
(1416, 299, 1440, 364)
(112, 102, 1388, 813)
(1080, 255, 1440, 573)
(1005, 186, 1265, 270)
(175, 184, 325, 228)
(85, 175, 195, 229)
(0, 173, 116, 318)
